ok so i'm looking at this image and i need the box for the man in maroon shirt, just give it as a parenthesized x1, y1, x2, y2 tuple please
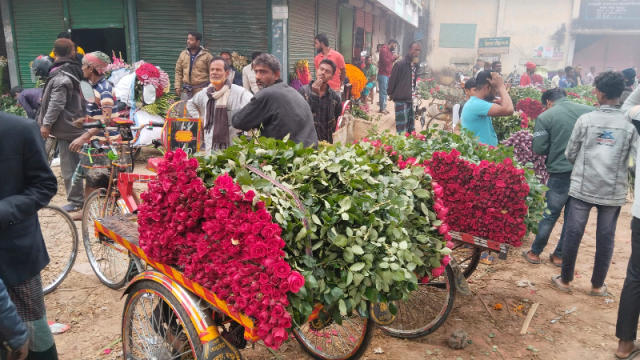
(378, 39, 400, 114)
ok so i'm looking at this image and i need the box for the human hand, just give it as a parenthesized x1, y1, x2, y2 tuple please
(488, 72, 505, 88)
(69, 133, 89, 153)
(7, 339, 29, 360)
(312, 78, 323, 94)
(40, 126, 50, 139)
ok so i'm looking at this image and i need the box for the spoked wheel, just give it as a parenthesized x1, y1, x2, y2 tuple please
(122, 280, 202, 359)
(40, 205, 79, 295)
(82, 188, 135, 289)
(451, 242, 482, 278)
(376, 265, 455, 339)
(293, 304, 374, 359)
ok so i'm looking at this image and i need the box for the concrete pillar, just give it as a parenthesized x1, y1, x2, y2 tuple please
(270, 0, 288, 83)
(496, 0, 506, 36)
(425, 0, 436, 70)
(0, 0, 18, 86)
(566, 0, 582, 66)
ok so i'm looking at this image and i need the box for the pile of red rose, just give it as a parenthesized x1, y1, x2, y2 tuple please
(137, 149, 303, 350)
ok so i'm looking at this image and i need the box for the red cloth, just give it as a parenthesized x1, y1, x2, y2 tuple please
(378, 45, 395, 77)
(314, 49, 346, 91)
(520, 73, 532, 86)
(532, 74, 544, 85)
(526, 62, 537, 71)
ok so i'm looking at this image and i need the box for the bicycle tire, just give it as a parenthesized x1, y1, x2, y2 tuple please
(376, 265, 455, 339)
(293, 303, 375, 359)
(40, 205, 79, 295)
(425, 112, 450, 130)
(452, 243, 482, 278)
(82, 189, 134, 289)
(122, 280, 203, 359)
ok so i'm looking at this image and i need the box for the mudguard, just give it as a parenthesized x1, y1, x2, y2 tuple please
(123, 271, 243, 360)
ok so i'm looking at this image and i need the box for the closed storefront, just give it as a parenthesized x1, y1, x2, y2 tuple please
(202, 0, 268, 59)
(288, 0, 316, 75)
(318, 0, 338, 49)
(12, 0, 64, 86)
(137, 0, 196, 85)
(69, 0, 127, 63)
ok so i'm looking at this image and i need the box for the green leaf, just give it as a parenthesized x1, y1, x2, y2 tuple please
(351, 245, 364, 255)
(327, 163, 342, 173)
(338, 299, 347, 314)
(401, 178, 419, 189)
(295, 227, 308, 242)
(414, 189, 431, 198)
(350, 262, 365, 272)
(275, 213, 285, 223)
(333, 235, 348, 247)
(339, 196, 352, 212)
(353, 273, 365, 286)
(364, 287, 375, 301)
(346, 271, 354, 286)
(331, 287, 344, 299)
(341, 213, 350, 221)
(346, 227, 353, 237)
(389, 302, 398, 316)
(253, 178, 271, 189)
(311, 214, 322, 225)
(398, 241, 408, 250)
(379, 262, 389, 269)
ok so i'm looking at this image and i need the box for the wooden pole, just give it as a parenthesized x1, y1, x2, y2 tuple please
(520, 303, 540, 335)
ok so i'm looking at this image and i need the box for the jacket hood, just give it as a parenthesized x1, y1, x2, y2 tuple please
(51, 58, 83, 84)
(185, 46, 211, 56)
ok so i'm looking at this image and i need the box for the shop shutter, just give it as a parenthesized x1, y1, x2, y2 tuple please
(364, 12, 373, 32)
(355, 8, 365, 28)
(12, 0, 64, 86)
(69, 0, 124, 29)
(318, 0, 338, 49)
(379, 15, 387, 46)
(288, 0, 316, 76)
(137, 0, 196, 87)
(202, 0, 268, 59)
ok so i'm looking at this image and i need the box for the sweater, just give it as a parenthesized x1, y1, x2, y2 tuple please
(186, 84, 253, 153)
(231, 80, 318, 148)
(388, 55, 417, 103)
(532, 97, 594, 173)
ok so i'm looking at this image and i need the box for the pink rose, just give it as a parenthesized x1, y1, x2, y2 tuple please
(235, 296, 248, 309)
(431, 266, 445, 277)
(261, 224, 276, 238)
(441, 255, 451, 267)
(287, 271, 305, 293)
(271, 304, 285, 318)
(272, 327, 288, 342)
(250, 242, 268, 259)
(419, 274, 430, 284)
(272, 261, 291, 279)
(263, 334, 275, 348)
(446, 241, 454, 249)
(258, 273, 270, 285)
(261, 284, 275, 295)
(278, 313, 292, 328)
(278, 279, 290, 293)
(215, 208, 230, 219)
(244, 190, 256, 202)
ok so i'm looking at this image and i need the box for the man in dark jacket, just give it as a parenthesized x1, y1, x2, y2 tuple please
(11, 87, 43, 120)
(298, 59, 342, 143)
(37, 38, 86, 216)
(232, 53, 318, 148)
(388, 41, 421, 134)
(0, 113, 58, 359)
(523, 88, 594, 267)
(0, 277, 29, 360)
(620, 68, 636, 105)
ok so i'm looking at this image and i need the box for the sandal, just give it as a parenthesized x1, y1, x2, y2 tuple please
(616, 342, 640, 359)
(522, 250, 541, 264)
(549, 253, 562, 268)
(589, 284, 609, 297)
(550, 275, 572, 293)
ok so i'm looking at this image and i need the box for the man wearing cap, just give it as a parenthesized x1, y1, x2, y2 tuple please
(621, 68, 636, 105)
(520, 62, 538, 86)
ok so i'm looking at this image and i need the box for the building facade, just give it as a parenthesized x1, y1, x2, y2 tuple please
(0, 0, 422, 88)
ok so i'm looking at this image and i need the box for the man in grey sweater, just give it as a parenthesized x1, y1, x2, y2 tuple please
(186, 57, 253, 155)
(232, 54, 318, 148)
(551, 71, 638, 297)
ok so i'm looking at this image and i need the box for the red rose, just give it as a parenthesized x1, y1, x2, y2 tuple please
(431, 266, 445, 277)
(250, 242, 268, 259)
(272, 261, 291, 279)
(271, 304, 285, 318)
(287, 271, 305, 293)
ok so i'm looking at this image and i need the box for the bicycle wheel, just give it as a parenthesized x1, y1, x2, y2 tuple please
(376, 265, 455, 339)
(451, 243, 482, 278)
(39, 205, 79, 295)
(425, 112, 449, 129)
(293, 303, 375, 359)
(122, 280, 202, 359)
(82, 188, 134, 289)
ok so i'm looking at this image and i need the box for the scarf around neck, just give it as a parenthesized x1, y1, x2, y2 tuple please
(205, 77, 232, 149)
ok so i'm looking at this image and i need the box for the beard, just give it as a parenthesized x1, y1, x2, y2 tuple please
(316, 47, 323, 54)
(484, 93, 496, 102)
(211, 77, 226, 86)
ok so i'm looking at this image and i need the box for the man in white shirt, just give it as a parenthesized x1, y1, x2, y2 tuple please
(550, 69, 565, 89)
(584, 66, 596, 85)
(242, 52, 261, 94)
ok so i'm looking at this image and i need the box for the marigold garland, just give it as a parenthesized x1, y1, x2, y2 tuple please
(345, 64, 366, 98)
(295, 59, 310, 85)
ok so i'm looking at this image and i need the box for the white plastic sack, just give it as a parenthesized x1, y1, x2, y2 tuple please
(112, 72, 136, 105)
(132, 109, 164, 146)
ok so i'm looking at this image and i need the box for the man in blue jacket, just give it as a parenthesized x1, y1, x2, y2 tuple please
(0, 112, 58, 359)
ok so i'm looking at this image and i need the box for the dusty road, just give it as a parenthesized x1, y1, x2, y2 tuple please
(42, 111, 635, 359)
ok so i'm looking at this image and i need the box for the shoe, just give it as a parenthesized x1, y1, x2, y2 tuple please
(61, 203, 83, 213)
(50, 157, 60, 167)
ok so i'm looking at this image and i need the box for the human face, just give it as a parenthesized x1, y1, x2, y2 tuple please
(476, 84, 495, 102)
(209, 60, 229, 87)
(12, 92, 20, 100)
(254, 64, 279, 89)
(566, 69, 574, 77)
(388, 43, 397, 52)
(493, 63, 502, 74)
(464, 87, 476, 100)
(220, 53, 231, 65)
(81, 63, 93, 80)
(576, 65, 582, 74)
(316, 63, 334, 83)
(187, 34, 199, 50)
(315, 39, 325, 54)
(365, 57, 372, 66)
(409, 44, 421, 61)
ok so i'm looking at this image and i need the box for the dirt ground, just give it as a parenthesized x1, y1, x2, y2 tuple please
(43, 110, 635, 360)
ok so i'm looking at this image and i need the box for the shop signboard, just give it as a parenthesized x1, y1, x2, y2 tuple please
(478, 37, 510, 54)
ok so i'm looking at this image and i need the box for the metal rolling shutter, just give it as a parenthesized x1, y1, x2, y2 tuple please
(318, 0, 338, 49)
(69, 0, 124, 29)
(202, 0, 268, 59)
(288, 0, 316, 76)
(137, 0, 196, 86)
(355, 8, 365, 28)
(364, 12, 373, 32)
(12, 0, 64, 87)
